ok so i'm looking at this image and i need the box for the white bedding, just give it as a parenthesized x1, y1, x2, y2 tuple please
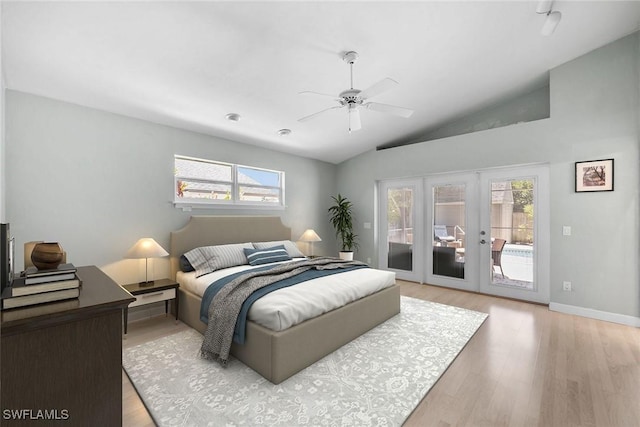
(176, 259, 396, 332)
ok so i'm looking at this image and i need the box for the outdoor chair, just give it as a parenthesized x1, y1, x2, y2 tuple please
(388, 242, 413, 271)
(434, 225, 456, 246)
(491, 238, 506, 278)
(433, 246, 464, 278)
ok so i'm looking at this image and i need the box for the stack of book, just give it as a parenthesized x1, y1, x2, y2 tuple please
(1, 263, 81, 310)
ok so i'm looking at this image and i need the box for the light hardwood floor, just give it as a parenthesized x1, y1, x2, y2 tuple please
(122, 281, 640, 426)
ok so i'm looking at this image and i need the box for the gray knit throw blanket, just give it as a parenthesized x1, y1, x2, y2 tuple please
(201, 257, 367, 365)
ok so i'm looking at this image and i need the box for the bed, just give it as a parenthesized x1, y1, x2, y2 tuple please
(170, 215, 400, 384)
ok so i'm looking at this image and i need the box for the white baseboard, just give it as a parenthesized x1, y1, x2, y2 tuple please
(549, 302, 640, 327)
(127, 301, 167, 322)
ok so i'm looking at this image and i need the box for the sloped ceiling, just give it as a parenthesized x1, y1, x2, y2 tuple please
(3, 1, 640, 164)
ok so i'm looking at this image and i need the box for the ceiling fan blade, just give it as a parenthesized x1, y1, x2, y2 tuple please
(365, 102, 414, 118)
(358, 77, 398, 100)
(298, 105, 343, 122)
(299, 91, 341, 101)
(348, 107, 361, 132)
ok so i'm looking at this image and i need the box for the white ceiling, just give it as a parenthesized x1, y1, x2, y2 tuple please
(3, 1, 640, 164)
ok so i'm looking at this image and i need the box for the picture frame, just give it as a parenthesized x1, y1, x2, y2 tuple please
(575, 158, 614, 192)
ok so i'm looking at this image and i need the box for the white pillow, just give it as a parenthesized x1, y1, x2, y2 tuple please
(253, 240, 305, 258)
(184, 243, 253, 277)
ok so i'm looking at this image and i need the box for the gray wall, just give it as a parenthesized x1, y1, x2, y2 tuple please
(336, 33, 640, 318)
(5, 92, 338, 284)
(416, 84, 550, 143)
(380, 83, 551, 149)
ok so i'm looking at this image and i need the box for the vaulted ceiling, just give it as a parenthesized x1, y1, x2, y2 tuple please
(3, 1, 639, 164)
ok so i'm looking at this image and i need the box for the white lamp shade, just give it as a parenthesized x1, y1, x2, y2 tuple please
(298, 229, 322, 242)
(124, 238, 169, 259)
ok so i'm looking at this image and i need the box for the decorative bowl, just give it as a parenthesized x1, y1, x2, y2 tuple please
(31, 242, 64, 270)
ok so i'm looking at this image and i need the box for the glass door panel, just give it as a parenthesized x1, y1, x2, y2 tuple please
(425, 173, 478, 292)
(479, 166, 550, 303)
(379, 179, 423, 282)
(387, 187, 414, 271)
(490, 179, 535, 289)
(432, 184, 466, 279)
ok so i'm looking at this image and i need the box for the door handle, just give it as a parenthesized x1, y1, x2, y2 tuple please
(480, 239, 487, 244)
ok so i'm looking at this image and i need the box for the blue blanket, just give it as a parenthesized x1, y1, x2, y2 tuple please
(200, 263, 368, 344)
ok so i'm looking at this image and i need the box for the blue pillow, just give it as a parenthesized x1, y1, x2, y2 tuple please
(243, 245, 291, 266)
(179, 254, 195, 272)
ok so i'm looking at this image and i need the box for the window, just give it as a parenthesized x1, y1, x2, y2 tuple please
(174, 155, 284, 208)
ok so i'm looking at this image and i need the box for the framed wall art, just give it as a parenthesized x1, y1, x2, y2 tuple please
(575, 158, 614, 192)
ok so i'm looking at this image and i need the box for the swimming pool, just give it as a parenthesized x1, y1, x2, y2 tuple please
(503, 244, 533, 258)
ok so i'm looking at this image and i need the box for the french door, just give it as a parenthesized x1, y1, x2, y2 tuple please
(379, 165, 550, 303)
(477, 166, 550, 303)
(424, 173, 479, 292)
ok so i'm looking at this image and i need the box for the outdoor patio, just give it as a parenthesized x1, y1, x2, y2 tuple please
(492, 243, 534, 290)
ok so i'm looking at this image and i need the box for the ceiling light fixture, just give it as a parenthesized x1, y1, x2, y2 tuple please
(277, 128, 292, 136)
(225, 113, 241, 122)
(537, 0, 562, 36)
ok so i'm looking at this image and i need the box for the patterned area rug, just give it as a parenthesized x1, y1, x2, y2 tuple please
(123, 296, 487, 426)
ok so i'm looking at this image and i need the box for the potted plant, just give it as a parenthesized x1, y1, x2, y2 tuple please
(328, 194, 359, 260)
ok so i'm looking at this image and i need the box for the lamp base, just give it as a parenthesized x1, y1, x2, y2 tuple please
(138, 280, 155, 287)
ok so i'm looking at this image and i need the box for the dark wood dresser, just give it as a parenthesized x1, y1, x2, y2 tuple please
(1, 265, 135, 426)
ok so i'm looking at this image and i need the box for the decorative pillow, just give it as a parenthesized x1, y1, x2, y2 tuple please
(179, 254, 195, 272)
(252, 240, 305, 258)
(243, 245, 291, 266)
(183, 243, 253, 277)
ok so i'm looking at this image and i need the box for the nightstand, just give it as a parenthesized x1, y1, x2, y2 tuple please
(122, 279, 179, 334)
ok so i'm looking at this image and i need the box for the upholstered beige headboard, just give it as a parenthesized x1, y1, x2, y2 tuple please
(169, 215, 293, 279)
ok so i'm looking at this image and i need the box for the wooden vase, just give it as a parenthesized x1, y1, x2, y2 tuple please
(31, 242, 64, 270)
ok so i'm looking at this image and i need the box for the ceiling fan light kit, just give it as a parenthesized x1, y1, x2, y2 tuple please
(537, 0, 562, 36)
(541, 11, 562, 36)
(298, 50, 414, 132)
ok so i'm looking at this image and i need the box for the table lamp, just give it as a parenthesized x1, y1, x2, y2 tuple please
(124, 238, 169, 286)
(298, 229, 322, 257)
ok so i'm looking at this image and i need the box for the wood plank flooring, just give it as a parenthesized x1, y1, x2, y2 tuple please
(122, 281, 640, 426)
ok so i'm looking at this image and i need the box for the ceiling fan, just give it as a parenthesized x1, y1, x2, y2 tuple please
(298, 51, 414, 133)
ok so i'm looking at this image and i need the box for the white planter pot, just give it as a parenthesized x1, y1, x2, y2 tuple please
(339, 251, 354, 261)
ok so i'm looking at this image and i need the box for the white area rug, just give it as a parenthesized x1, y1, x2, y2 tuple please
(123, 296, 487, 426)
